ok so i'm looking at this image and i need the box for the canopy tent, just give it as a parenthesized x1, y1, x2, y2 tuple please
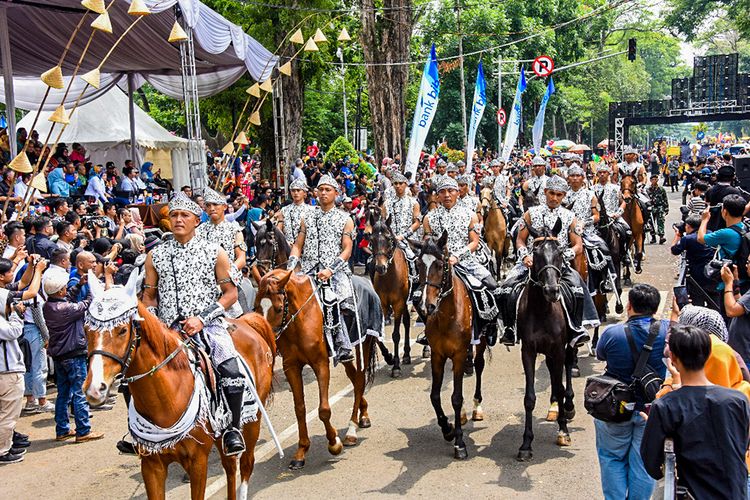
(17, 88, 192, 189)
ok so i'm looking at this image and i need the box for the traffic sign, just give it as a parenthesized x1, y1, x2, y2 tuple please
(532, 55, 554, 78)
(497, 108, 506, 126)
(696, 131, 705, 140)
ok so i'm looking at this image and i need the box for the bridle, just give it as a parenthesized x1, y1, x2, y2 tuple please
(424, 250, 453, 307)
(528, 236, 563, 288)
(265, 278, 318, 339)
(256, 227, 288, 273)
(371, 226, 396, 268)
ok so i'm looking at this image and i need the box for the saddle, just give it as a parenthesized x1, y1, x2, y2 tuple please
(453, 267, 500, 343)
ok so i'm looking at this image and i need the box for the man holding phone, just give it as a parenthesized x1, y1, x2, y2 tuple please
(670, 215, 716, 309)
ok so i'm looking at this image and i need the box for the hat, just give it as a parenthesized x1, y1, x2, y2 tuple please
(343, 196, 353, 203)
(316, 174, 340, 192)
(567, 165, 585, 176)
(623, 146, 639, 156)
(446, 163, 459, 173)
(456, 174, 471, 185)
(144, 236, 161, 252)
(391, 171, 408, 184)
(545, 175, 569, 193)
(203, 186, 227, 205)
(456, 160, 465, 168)
(44, 268, 69, 296)
(596, 163, 612, 173)
(437, 158, 447, 167)
(436, 176, 459, 192)
(289, 177, 309, 191)
(168, 192, 202, 216)
(678, 304, 728, 342)
(532, 156, 546, 166)
(490, 159, 501, 167)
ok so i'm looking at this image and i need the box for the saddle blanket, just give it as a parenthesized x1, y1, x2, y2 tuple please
(453, 266, 500, 345)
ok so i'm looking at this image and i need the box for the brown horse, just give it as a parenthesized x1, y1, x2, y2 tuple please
(516, 219, 576, 461)
(255, 269, 378, 469)
(369, 213, 412, 378)
(480, 187, 509, 279)
(620, 175, 645, 285)
(252, 219, 291, 278)
(411, 230, 488, 460)
(83, 274, 275, 500)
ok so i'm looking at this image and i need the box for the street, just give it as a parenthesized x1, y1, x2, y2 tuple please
(4, 191, 684, 500)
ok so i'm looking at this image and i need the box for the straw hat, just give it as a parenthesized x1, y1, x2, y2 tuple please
(41, 65, 64, 89)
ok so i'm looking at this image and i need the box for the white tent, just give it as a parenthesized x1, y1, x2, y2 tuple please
(18, 89, 191, 188)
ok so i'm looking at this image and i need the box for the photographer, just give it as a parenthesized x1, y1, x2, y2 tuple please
(671, 215, 717, 309)
(705, 166, 745, 231)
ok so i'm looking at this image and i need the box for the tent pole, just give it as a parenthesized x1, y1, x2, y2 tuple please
(0, 7, 17, 157)
(127, 73, 137, 168)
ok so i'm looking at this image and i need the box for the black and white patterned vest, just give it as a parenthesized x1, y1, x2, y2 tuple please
(281, 202, 317, 245)
(493, 172, 510, 201)
(301, 207, 351, 274)
(428, 204, 473, 255)
(619, 162, 640, 177)
(593, 183, 622, 217)
(526, 205, 575, 249)
(151, 237, 220, 326)
(564, 187, 595, 230)
(385, 195, 417, 237)
(457, 194, 479, 214)
(527, 175, 549, 196)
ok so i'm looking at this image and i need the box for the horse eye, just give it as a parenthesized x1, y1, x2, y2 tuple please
(117, 329, 126, 337)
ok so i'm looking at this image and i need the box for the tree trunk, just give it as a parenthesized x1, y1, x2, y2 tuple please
(281, 58, 304, 168)
(360, 0, 412, 162)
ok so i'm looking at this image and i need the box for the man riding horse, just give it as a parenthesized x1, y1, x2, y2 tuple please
(275, 177, 317, 246)
(498, 175, 599, 347)
(522, 156, 549, 208)
(593, 163, 631, 265)
(286, 174, 357, 364)
(382, 170, 421, 297)
(618, 146, 653, 233)
(143, 194, 248, 456)
(564, 166, 616, 294)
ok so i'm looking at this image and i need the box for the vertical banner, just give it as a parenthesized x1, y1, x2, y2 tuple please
(466, 61, 487, 173)
(500, 66, 526, 162)
(405, 44, 440, 178)
(532, 78, 555, 154)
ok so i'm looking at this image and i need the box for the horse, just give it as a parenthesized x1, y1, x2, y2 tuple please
(255, 269, 379, 469)
(252, 219, 291, 278)
(368, 213, 412, 378)
(591, 194, 624, 346)
(620, 175, 645, 285)
(82, 272, 275, 500)
(411, 230, 488, 460)
(516, 218, 576, 461)
(480, 187, 509, 279)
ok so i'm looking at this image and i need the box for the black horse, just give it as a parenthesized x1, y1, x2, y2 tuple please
(516, 218, 576, 461)
(592, 193, 624, 346)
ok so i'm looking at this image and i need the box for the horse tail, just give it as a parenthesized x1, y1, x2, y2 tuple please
(365, 337, 378, 389)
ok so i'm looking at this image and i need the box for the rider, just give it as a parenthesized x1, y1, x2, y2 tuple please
(286, 174, 356, 364)
(593, 163, 632, 265)
(143, 194, 247, 456)
(564, 165, 615, 294)
(275, 177, 317, 247)
(522, 156, 549, 207)
(383, 170, 421, 292)
(498, 175, 595, 347)
(618, 146, 653, 233)
(457, 174, 482, 224)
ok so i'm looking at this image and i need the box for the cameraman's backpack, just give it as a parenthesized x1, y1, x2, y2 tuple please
(729, 223, 750, 281)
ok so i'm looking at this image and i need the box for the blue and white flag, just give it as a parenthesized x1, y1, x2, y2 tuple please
(466, 61, 487, 173)
(500, 66, 527, 162)
(405, 44, 440, 178)
(532, 78, 555, 154)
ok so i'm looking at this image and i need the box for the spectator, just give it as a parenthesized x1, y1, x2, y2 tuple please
(26, 216, 57, 260)
(3, 221, 25, 260)
(68, 251, 97, 302)
(56, 220, 77, 253)
(704, 165, 745, 231)
(84, 164, 108, 205)
(594, 283, 669, 500)
(670, 215, 717, 309)
(640, 324, 750, 499)
(43, 268, 102, 443)
(0, 300, 30, 464)
(686, 180, 708, 217)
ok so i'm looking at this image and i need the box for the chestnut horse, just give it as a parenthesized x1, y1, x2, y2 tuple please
(255, 269, 378, 469)
(369, 213, 412, 378)
(620, 175, 644, 285)
(516, 219, 576, 461)
(480, 187, 509, 279)
(412, 230, 488, 460)
(83, 274, 275, 500)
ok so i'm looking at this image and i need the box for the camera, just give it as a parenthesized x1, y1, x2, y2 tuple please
(673, 222, 686, 234)
(708, 258, 734, 271)
(81, 215, 109, 230)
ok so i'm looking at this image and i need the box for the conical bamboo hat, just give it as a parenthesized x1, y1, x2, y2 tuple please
(259, 79, 273, 93)
(48, 105, 70, 125)
(313, 28, 328, 43)
(279, 61, 292, 76)
(303, 38, 319, 52)
(8, 152, 33, 173)
(81, 68, 101, 88)
(234, 131, 249, 145)
(221, 141, 234, 155)
(41, 65, 64, 89)
(290, 29, 304, 45)
(249, 111, 261, 126)
(168, 21, 188, 42)
(90, 11, 112, 34)
(246, 83, 260, 97)
(81, 0, 106, 14)
(127, 0, 151, 16)
(31, 172, 48, 193)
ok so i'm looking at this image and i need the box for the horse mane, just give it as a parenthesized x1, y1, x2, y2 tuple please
(273, 225, 292, 255)
(137, 302, 191, 372)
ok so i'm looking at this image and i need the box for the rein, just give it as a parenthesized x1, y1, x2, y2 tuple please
(528, 237, 563, 288)
(424, 253, 454, 308)
(271, 280, 319, 339)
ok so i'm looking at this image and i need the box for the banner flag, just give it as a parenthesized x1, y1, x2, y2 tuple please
(466, 61, 487, 173)
(500, 66, 527, 162)
(532, 78, 555, 154)
(405, 44, 440, 178)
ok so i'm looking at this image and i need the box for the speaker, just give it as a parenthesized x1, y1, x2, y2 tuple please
(734, 155, 750, 191)
(583, 150, 593, 163)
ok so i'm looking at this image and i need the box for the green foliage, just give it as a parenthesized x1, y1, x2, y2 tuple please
(324, 135, 358, 163)
(436, 142, 465, 162)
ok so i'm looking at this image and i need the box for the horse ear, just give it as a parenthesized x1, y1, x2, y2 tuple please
(551, 217, 563, 237)
(437, 229, 449, 248)
(265, 219, 273, 231)
(277, 269, 293, 289)
(385, 214, 392, 228)
(88, 269, 104, 298)
(124, 269, 140, 298)
(252, 220, 262, 231)
(527, 221, 539, 240)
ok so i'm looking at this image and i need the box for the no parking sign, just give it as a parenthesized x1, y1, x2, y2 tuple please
(532, 55, 554, 78)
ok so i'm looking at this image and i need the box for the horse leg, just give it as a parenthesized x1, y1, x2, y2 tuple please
(401, 305, 412, 365)
(563, 346, 577, 421)
(358, 338, 372, 428)
(517, 346, 537, 461)
(549, 354, 571, 447)
(237, 421, 261, 500)
(635, 234, 644, 274)
(141, 456, 169, 500)
(429, 351, 453, 440)
(186, 452, 209, 500)
(390, 303, 402, 378)
(285, 363, 311, 470)
(451, 352, 468, 460)
(219, 448, 238, 500)
(311, 360, 343, 455)
(472, 340, 486, 421)
(342, 342, 369, 446)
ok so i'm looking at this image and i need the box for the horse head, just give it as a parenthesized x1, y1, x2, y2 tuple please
(621, 175, 637, 202)
(255, 268, 294, 331)
(254, 219, 290, 277)
(418, 229, 451, 316)
(370, 215, 396, 275)
(83, 269, 141, 406)
(528, 218, 564, 303)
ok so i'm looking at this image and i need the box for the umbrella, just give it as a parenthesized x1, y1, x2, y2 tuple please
(570, 143, 591, 152)
(597, 139, 609, 149)
(529, 148, 551, 157)
(552, 139, 575, 151)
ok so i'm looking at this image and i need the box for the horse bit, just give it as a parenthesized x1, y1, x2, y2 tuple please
(424, 253, 454, 307)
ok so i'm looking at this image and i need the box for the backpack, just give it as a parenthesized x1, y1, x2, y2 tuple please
(728, 224, 750, 281)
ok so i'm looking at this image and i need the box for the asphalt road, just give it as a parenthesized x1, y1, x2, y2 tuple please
(4, 190, 684, 499)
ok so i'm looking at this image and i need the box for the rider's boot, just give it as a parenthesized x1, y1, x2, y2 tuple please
(500, 327, 516, 346)
(218, 359, 246, 456)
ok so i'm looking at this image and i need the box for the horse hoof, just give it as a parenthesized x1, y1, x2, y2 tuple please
(343, 435, 357, 447)
(571, 367, 581, 378)
(635, 268, 643, 275)
(546, 410, 558, 422)
(623, 278, 632, 287)
(615, 304, 624, 314)
(288, 459, 305, 470)
(390, 367, 401, 378)
(382, 352, 394, 366)
(442, 424, 456, 441)
(422, 346, 431, 359)
(556, 433, 572, 447)
(328, 437, 343, 455)
(472, 410, 484, 421)
(517, 449, 533, 462)
(565, 409, 576, 421)
(402, 354, 411, 365)
(454, 446, 469, 460)
(358, 416, 371, 429)
(460, 410, 468, 426)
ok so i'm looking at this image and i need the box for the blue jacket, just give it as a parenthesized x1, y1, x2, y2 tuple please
(670, 232, 715, 286)
(44, 286, 92, 360)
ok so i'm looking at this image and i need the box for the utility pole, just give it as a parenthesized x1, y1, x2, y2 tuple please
(455, 0, 467, 145)
(355, 85, 362, 151)
(497, 57, 502, 154)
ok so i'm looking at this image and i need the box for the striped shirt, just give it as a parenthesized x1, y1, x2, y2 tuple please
(687, 196, 707, 216)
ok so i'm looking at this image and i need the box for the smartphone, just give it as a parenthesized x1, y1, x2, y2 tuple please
(673, 285, 690, 309)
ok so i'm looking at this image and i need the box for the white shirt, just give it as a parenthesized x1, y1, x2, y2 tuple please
(84, 175, 108, 203)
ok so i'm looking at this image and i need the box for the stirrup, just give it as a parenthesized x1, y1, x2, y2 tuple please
(222, 428, 246, 456)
